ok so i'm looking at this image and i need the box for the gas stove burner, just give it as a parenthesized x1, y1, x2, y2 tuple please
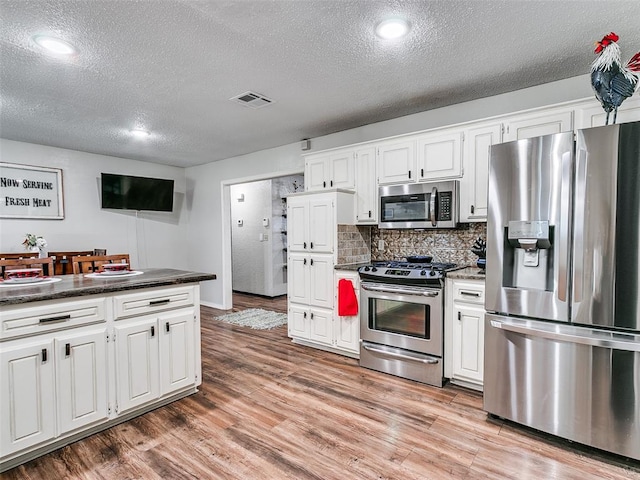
(358, 260, 458, 285)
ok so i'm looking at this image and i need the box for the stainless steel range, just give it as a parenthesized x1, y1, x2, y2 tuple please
(358, 260, 456, 387)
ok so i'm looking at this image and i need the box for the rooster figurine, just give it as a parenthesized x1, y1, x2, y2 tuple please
(591, 32, 640, 125)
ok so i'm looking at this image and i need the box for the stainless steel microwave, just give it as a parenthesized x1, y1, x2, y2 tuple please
(378, 180, 459, 229)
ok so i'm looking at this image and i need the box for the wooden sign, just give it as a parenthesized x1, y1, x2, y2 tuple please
(0, 163, 65, 219)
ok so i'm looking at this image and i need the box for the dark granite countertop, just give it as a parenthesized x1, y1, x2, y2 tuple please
(446, 266, 486, 281)
(0, 268, 216, 306)
(334, 263, 369, 271)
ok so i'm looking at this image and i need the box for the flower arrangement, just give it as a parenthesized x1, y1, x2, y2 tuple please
(23, 233, 47, 251)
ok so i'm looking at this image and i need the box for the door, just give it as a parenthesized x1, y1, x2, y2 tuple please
(309, 255, 334, 309)
(572, 122, 640, 331)
(308, 308, 332, 346)
(56, 328, 109, 434)
(288, 304, 310, 339)
(485, 132, 573, 322)
(329, 151, 355, 189)
(287, 253, 310, 304)
(503, 110, 573, 141)
(308, 197, 333, 253)
(159, 309, 196, 396)
(287, 198, 308, 252)
(305, 155, 329, 191)
(115, 318, 159, 413)
(0, 339, 55, 456)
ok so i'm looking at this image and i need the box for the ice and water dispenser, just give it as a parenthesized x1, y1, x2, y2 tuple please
(503, 220, 554, 291)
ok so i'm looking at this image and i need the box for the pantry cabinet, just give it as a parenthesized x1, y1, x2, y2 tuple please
(305, 149, 355, 191)
(445, 276, 485, 391)
(288, 194, 336, 253)
(288, 252, 334, 309)
(460, 123, 502, 222)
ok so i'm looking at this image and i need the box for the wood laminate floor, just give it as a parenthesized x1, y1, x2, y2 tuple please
(3, 293, 639, 479)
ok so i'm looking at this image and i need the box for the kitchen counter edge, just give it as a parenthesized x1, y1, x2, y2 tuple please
(0, 268, 217, 306)
(446, 266, 486, 281)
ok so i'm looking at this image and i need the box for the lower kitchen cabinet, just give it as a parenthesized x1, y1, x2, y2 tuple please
(288, 270, 360, 358)
(445, 277, 485, 391)
(0, 283, 202, 472)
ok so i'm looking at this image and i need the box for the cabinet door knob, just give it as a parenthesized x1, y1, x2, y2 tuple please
(304, 312, 307, 318)
(421, 168, 424, 177)
(330, 180, 333, 187)
(457, 312, 461, 320)
(41, 348, 48, 362)
(310, 242, 314, 249)
(408, 170, 412, 179)
(310, 258, 314, 266)
(65, 343, 71, 357)
(323, 181, 326, 188)
(303, 242, 307, 249)
(303, 258, 307, 265)
(471, 205, 475, 214)
(368, 210, 372, 218)
(165, 322, 170, 333)
(310, 312, 314, 319)
(151, 326, 155, 337)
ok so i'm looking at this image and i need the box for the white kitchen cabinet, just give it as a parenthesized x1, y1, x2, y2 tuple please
(445, 277, 485, 391)
(288, 192, 353, 254)
(460, 123, 502, 222)
(334, 271, 360, 355)
(503, 108, 573, 141)
(308, 308, 333, 346)
(115, 306, 197, 414)
(0, 339, 56, 457)
(377, 138, 416, 185)
(114, 317, 160, 413)
(354, 146, 377, 224)
(288, 252, 334, 310)
(305, 149, 355, 191)
(416, 130, 463, 181)
(288, 304, 310, 339)
(574, 96, 640, 129)
(56, 328, 109, 435)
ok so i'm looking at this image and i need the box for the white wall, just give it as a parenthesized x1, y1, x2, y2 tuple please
(186, 74, 597, 308)
(0, 140, 189, 269)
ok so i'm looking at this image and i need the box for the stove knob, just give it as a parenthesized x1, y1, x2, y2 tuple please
(371, 267, 378, 272)
(420, 270, 427, 276)
(364, 266, 370, 272)
(430, 270, 436, 276)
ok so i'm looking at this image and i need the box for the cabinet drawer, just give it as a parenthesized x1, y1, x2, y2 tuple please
(452, 281, 485, 305)
(113, 286, 194, 320)
(0, 298, 107, 340)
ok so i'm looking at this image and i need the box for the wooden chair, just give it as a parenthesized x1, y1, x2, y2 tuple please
(72, 254, 130, 274)
(0, 252, 39, 260)
(48, 250, 94, 275)
(0, 257, 55, 278)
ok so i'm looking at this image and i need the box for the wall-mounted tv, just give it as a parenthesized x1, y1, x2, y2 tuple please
(101, 173, 174, 212)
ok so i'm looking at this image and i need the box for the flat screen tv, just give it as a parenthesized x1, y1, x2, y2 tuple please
(101, 173, 174, 212)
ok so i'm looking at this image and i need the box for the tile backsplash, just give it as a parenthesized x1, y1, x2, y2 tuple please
(371, 223, 487, 266)
(337, 223, 487, 266)
(337, 225, 371, 265)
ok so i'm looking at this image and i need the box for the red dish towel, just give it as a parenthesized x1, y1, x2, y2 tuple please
(338, 279, 358, 316)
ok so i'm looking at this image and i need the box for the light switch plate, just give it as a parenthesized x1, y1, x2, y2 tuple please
(378, 240, 385, 251)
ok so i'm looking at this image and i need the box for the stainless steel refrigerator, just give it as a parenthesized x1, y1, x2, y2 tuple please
(484, 121, 640, 461)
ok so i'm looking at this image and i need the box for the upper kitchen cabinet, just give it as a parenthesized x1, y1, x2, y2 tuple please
(416, 130, 463, 181)
(575, 96, 640, 129)
(376, 138, 416, 185)
(460, 122, 502, 222)
(354, 146, 377, 224)
(502, 108, 573, 142)
(305, 150, 355, 191)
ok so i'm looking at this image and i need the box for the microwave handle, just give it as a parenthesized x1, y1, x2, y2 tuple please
(430, 186, 437, 227)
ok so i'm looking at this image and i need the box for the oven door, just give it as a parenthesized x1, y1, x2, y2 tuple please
(360, 282, 443, 357)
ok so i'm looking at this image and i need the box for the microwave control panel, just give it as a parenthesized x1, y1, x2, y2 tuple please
(439, 192, 453, 221)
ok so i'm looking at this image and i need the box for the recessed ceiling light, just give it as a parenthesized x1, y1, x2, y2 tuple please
(32, 35, 77, 55)
(375, 19, 410, 40)
(130, 129, 150, 139)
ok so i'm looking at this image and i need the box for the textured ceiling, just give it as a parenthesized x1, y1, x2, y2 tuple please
(1, 0, 640, 168)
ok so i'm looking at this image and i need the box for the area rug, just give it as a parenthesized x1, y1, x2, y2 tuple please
(215, 308, 288, 330)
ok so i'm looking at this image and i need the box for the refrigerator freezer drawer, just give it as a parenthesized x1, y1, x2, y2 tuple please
(484, 313, 640, 461)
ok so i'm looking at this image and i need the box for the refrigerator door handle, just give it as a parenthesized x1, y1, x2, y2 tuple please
(489, 319, 640, 352)
(557, 151, 573, 303)
(572, 147, 588, 305)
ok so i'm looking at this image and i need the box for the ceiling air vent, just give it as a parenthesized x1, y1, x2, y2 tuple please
(230, 91, 274, 109)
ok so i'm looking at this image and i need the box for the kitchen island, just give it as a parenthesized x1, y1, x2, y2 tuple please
(0, 268, 216, 472)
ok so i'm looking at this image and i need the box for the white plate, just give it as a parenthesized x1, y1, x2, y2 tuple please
(3, 276, 46, 284)
(85, 270, 144, 279)
(0, 277, 61, 288)
(99, 269, 131, 275)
